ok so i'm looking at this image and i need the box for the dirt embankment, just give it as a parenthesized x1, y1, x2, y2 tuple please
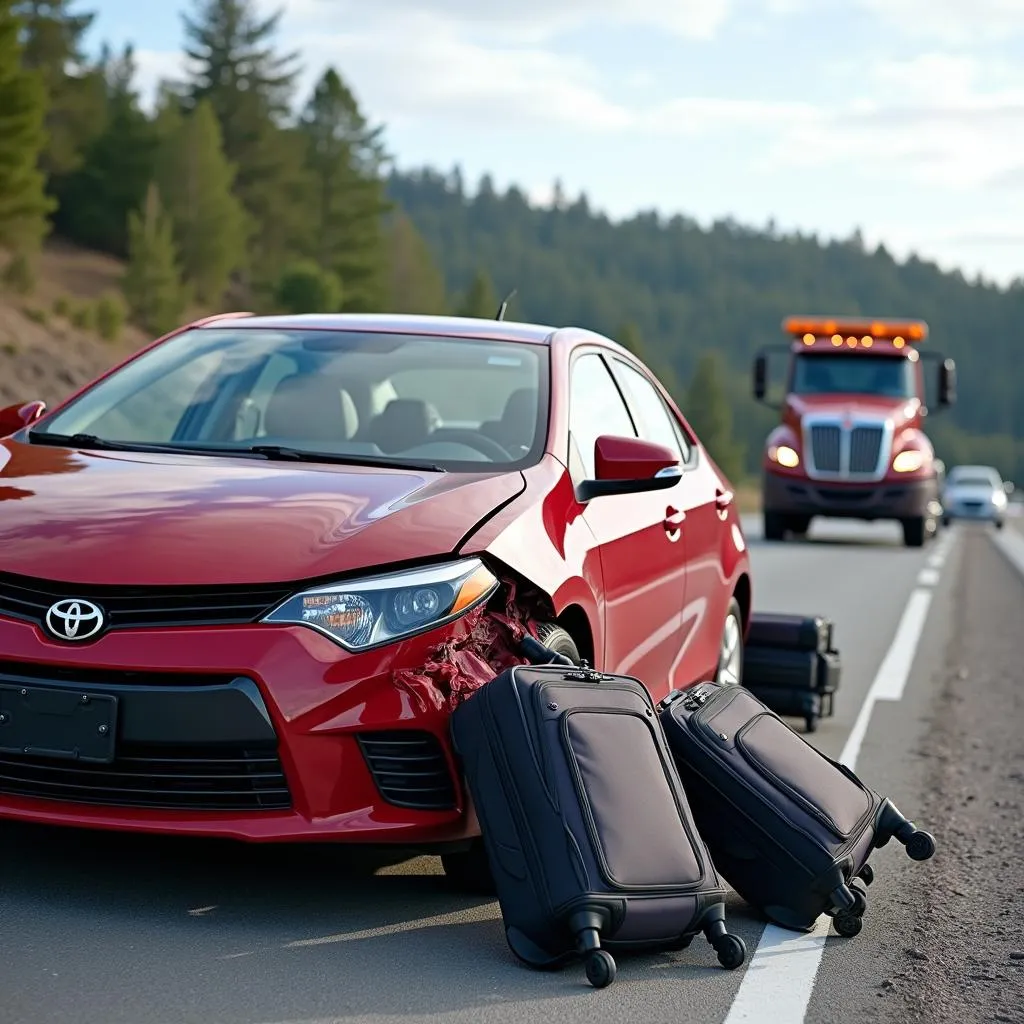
(0, 241, 151, 409)
(882, 532, 1024, 1023)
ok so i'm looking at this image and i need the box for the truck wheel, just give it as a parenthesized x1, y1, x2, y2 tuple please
(902, 517, 926, 548)
(789, 515, 812, 538)
(764, 512, 786, 542)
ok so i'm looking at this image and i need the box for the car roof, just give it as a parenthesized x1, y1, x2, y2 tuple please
(947, 465, 1001, 479)
(197, 312, 561, 345)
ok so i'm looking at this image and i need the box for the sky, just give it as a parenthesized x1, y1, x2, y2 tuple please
(85, 0, 1024, 288)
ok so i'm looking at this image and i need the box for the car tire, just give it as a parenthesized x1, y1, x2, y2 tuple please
(716, 597, 744, 687)
(763, 512, 786, 542)
(902, 516, 926, 548)
(441, 840, 496, 896)
(532, 622, 582, 664)
(995, 518, 1005, 530)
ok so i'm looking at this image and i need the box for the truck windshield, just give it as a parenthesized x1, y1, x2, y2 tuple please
(791, 354, 915, 398)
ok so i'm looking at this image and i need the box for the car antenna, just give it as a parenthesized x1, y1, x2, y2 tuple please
(496, 288, 517, 321)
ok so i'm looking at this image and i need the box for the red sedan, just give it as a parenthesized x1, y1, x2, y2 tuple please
(0, 313, 751, 889)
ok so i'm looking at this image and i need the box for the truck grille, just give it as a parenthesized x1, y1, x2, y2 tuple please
(0, 743, 291, 811)
(805, 419, 890, 481)
(357, 730, 456, 811)
(809, 426, 841, 473)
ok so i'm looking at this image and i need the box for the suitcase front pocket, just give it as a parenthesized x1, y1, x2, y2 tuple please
(562, 708, 706, 891)
(736, 713, 873, 839)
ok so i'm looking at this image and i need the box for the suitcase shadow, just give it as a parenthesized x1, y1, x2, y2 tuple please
(1, 819, 769, 1017)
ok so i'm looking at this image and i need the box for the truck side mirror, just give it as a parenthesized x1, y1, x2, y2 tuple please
(937, 358, 956, 407)
(753, 353, 768, 401)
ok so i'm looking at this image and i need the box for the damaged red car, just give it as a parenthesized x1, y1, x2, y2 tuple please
(0, 312, 751, 888)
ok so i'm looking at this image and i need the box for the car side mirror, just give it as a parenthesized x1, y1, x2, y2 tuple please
(575, 435, 681, 502)
(0, 400, 46, 437)
(753, 354, 768, 401)
(937, 358, 956, 407)
(1005, 481, 1015, 495)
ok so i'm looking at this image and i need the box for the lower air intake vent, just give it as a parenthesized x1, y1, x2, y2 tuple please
(357, 730, 456, 811)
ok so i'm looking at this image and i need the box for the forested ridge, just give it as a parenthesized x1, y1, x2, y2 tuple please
(0, 0, 1020, 480)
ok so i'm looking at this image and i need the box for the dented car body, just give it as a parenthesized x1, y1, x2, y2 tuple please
(0, 313, 751, 853)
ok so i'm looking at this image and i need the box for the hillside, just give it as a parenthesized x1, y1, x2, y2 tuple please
(388, 169, 1024, 480)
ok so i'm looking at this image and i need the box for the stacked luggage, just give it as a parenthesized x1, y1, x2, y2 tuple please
(450, 619, 936, 988)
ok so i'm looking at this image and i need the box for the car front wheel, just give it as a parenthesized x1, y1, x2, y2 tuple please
(716, 598, 744, 687)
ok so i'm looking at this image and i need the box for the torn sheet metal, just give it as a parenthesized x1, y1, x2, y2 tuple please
(393, 578, 547, 714)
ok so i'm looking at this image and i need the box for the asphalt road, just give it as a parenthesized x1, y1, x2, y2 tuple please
(2, 515, 1021, 1024)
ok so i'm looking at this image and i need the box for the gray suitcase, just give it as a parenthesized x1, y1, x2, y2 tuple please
(450, 644, 746, 987)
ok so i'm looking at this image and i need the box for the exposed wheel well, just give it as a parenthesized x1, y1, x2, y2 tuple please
(733, 573, 751, 630)
(555, 604, 595, 666)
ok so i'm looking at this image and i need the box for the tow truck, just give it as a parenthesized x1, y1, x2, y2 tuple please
(752, 316, 957, 548)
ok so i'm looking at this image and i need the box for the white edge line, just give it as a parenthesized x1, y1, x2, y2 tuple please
(722, 545, 950, 1024)
(991, 528, 1024, 580)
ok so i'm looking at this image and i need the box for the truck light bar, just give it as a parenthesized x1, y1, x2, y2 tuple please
(782, 316, 928, 347)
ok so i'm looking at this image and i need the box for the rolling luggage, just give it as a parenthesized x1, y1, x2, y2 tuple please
(742, 612, 840, 732)
(658, 681, 936, 938)
(450, 639, 747, 988)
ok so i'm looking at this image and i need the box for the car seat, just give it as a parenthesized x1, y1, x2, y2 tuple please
(263, 374, 359, 442)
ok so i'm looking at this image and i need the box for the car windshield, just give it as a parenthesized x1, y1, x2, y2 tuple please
(36, 328, 549, 471)
(948, 471, 999, 488)
(791, 354, 915, 398)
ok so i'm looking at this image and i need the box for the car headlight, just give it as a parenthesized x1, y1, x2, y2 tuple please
(892, 450, 925, 473)
(262, 558, 499, 650)
(769, 444, 800, 468)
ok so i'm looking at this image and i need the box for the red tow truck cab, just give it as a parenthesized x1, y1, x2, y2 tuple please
(752, 315, 957, 548)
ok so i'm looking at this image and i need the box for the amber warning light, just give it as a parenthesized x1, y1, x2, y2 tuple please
(783, 316, 928, 349)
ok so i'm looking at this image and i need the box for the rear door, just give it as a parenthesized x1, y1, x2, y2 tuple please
(567, 349, 688, 695)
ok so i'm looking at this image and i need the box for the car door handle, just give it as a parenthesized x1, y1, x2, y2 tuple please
(664, 507, 685, 541)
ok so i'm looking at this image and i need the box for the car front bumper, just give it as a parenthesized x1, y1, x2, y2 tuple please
(942, 499, 1003, 522)
(763, 470, 939, 521)
(0, 615, 483, 846)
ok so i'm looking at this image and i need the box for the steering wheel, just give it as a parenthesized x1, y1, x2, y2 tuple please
(426, 429, 512, 461)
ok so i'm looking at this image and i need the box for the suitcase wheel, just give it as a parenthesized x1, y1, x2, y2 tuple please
(904, 829, 936, 862)
(848, 883, 868, 917)
(714, 933, 747, 970)
(833, 912, 863, 938)
(584, 949, 616, 989)
(804, 713, 818, 733)
(856, 864, 874, 886)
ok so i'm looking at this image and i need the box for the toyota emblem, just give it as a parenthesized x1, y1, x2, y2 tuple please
(44, 599, 106, 642)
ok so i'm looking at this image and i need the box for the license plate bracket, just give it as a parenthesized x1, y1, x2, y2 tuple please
(0, 684, 118, 763)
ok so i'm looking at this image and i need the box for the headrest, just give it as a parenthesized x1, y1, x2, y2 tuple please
(368, 398, 437, 453)
(263, 374, 358, 442)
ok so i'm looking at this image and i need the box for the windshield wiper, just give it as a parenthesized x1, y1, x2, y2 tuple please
(244, 445, 445, 473)
(27, 431, 145, 451)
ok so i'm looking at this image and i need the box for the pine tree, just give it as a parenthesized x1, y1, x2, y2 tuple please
(299, 66, 391, 311)
(385, 212, 446, 314)
(14, 0, 106, 178)
(684, 351, 745, 482)
(155, 98, 246, 305)
(50, 44, 159, 256)
(122, 183, 186, 336)
(0, 0, 54, 255)
(180, 0, 305, 284)
(455, 269, 498, 318)
(616, 322, 647, 360)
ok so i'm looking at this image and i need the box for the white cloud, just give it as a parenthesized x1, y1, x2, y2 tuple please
(855, 0, 1024, 44)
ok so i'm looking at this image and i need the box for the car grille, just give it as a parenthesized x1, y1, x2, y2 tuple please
(0, 743, 291, 811)
(357, 730, 457, 811)
(849, 426, 884, 474)
(806, 420, 888, 480)
(0, 572, 295, 630)
(809, 425, 841, 473)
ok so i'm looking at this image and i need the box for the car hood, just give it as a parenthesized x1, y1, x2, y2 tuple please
(0, 440, 525, 585)
(785, 394, 921, 432)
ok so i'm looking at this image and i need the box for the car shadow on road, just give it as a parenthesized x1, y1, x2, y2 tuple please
(0, 818, 765, 1021)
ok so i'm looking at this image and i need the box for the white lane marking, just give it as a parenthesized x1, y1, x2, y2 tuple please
(723, 538, 954, 1024)
(992, 527, 1024, 580)
(917, 567, 940, 587)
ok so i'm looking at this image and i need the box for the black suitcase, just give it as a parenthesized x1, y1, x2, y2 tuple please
(743, 612, 840, 732)
(658, 681, 936, 938)
(450, 643, 747, 988)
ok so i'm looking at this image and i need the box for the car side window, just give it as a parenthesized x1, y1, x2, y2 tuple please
(611, 359, 692, 464)
(568, 353, 636, 480)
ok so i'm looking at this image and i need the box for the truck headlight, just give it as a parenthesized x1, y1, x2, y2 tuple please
(769, 444, 800, 468)
(262, 558, 499, 650)
(892, 450, 926, 473)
